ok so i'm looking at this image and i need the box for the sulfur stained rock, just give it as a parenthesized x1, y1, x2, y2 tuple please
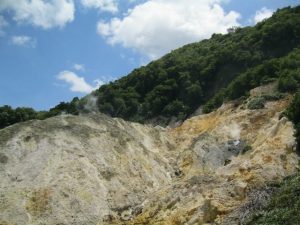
(234, 181, 248, 200)
(202, 199, 218, 223)
(0, 93, 298, 225)
(25, 188, 53, 217)
(0, 114, 176, 225)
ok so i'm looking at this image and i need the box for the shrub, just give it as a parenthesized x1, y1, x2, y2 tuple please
(261, 93, 285, 101)
(285, 92, 300, 152)
(242, 145, 252, 154)
(278, 74, 298, 92)
(247, 97, 266, 110)
(261, 77, 277, 85)
(246, 174, 300, 225)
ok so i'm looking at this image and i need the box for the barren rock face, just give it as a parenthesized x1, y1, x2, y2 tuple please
(0, 95, 299, 225)
(0, 114, 176, 225)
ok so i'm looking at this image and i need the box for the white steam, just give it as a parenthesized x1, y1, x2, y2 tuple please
(82, 95, 99, 113)
(222, 122, 241, 140)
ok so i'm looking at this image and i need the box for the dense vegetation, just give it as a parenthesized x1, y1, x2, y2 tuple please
(247, 173, 300, 225)
(92, 5, 300, 122)
(0, 97, 80, 129)
(202, 47, 300, 113)
(0, 106, 38, 129)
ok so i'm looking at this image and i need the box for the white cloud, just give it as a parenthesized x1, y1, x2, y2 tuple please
(0, 15, 8, 36)
(253, 7, 274, 24)
(73, 64, 85, 72)
(57, 71, 102, 94)
(93, 79, 105, 87)
(80, 0, 118, 13)
(0, 0, 75, 29)
(11, 35, 36, 47)
(97, 0, 240, 59)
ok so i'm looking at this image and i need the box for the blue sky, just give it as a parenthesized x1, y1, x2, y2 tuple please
(0, 0, 299, 110)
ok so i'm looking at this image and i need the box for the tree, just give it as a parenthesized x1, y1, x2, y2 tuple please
(186, 83, 203, 106)
(278, 73, 298, 93)
(162, 100, 186, 116)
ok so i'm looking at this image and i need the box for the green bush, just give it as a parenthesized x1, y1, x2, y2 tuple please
(247, 97, 266, 110)
(260, 77, 277, 85)
(261, 93, 285, 101)
(247, 174, 300, 225)
(242, 145, 252, 154)
(285, 92, 300, 152)
(278, 74, 298, 92)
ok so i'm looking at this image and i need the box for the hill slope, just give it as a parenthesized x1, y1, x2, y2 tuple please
(0, 89, 298, 225)
(91, 5, 300, 122)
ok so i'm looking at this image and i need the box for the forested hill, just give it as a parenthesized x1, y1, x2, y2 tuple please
(1, 5, 300, 128)
(91, 5, 300, 122)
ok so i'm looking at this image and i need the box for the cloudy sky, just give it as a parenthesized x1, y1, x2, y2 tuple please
(0, 0, 299, 110)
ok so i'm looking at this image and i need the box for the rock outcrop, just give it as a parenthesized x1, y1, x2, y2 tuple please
(0, 94, 298, 225)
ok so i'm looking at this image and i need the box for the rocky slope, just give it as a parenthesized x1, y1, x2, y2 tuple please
(0, 89, 298, 225)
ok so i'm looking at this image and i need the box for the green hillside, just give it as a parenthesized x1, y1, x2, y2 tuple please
(91, 5, 300, 122)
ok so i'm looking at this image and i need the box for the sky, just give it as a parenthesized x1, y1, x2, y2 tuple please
(0, 0, 299, 110)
